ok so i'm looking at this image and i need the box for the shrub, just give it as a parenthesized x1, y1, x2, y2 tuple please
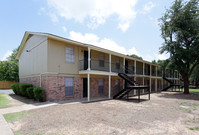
(11, 83, 20, 95)
(26, 87, 34, 99)
(19, 83, 33, 97)
(33, 87, 45, 102)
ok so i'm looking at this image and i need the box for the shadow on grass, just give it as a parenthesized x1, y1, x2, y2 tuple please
(8, 93, 38, 104)
(158, 92, 199, 101)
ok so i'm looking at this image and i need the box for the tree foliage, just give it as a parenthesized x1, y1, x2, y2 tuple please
(159, 0, 199, 94)
(0, 61, 19, 82)
(0, 46, 19, 82)
(128, 54, 143, 60)
(6, 46, 19, 62)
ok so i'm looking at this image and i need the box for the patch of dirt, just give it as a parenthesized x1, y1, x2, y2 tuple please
(8, 92, 199, 135)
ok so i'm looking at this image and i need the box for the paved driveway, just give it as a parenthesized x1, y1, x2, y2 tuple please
(0, 89, 13, 94)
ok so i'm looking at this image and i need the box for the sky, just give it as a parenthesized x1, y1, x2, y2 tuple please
(0, 0, 175, 62)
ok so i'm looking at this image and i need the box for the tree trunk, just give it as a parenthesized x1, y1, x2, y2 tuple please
(183, 75, 189, 94)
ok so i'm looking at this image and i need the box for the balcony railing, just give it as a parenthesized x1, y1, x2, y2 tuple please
(79, 59, 180, 78)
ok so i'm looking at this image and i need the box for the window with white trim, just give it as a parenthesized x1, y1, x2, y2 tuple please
(66, 47, 74, 63)
(98, 78, 104, 94)
(99, 53, 105, 67)
(65, 78, 74, 96)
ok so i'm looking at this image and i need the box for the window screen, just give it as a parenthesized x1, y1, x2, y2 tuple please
(66, 47, 74, 62)
(65, 78, 74, 96)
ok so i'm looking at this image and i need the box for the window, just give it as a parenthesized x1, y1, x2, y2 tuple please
(65, 78, 74, 96)
(98, 78, 104, 94)
(66, 47, 74, 63)
(99, 53, 105, 67)
(116, 57, 120, 69)
(115, 79, 120, 93)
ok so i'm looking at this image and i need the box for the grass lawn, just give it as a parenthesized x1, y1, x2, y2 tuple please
(189, 89, 199, 93)
(0, 93, 11, 108)
(3, 112, 30, 122)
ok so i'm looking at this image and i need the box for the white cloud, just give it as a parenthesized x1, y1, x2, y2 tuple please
(127, 47, 140, 56)
(1, 50, 12, 61)
(141, 1, 156, 14)
(62, 26, 67, 32)
(49, 13, 59, 22)
(156, 53, 169, 60)
(69, 31, 140, 55)
(46, 0, 137, 32)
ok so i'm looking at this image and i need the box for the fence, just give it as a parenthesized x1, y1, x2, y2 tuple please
(0, 81, 18, 89)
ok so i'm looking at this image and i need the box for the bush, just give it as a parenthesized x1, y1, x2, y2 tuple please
(11, 83, 20, 95)
(33, 87, 45, 102)
(26, 87, 34, 99)
(19, 83, 33, 97)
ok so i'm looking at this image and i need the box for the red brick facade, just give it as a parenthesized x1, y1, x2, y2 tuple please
(20, 76, 124, 101)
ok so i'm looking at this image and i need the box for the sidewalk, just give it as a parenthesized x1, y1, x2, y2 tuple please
(0, 114, 14, 135)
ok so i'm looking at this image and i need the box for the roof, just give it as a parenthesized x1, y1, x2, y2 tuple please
(16, 31, 157, 66)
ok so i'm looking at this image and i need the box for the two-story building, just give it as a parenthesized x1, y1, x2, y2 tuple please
(16, 32, 181, 101)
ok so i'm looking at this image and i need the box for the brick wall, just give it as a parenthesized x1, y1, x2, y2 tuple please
(20, 76, 125, 101)
(20, 76, 83, 101)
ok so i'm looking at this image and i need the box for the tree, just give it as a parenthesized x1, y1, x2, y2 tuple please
(6, 46, 19, 62)
(159, 0, 199, 94)
(0, 61, 19, 82)
(128, 54, 143, 60)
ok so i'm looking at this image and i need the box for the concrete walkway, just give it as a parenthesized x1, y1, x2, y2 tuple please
(0, 89, 13, 94)
(0, 114, 14, 135)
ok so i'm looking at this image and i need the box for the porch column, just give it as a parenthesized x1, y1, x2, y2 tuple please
(156, 66, 157, 76)
(150, 65, 152, 92)
(143, 77, 145, 93)
(88, 47, 91, 70)
(143, 63, 145, 76)
(123, 57, 125, 89)
(109, 75, 111, 99)
(134, 60, 136, 75)
(109, 54, 111, 72)
(87, 74, 90, 101)
(155, 78, 157, 92)
(134, 60, 137, 95)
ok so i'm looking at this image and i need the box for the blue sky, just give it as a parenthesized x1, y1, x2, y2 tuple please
(0, 0, 175, 62)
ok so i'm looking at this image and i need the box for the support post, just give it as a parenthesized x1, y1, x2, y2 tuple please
(109, 54, 111, 73)
(88, 47, 91, 70)
(134, 60, 136, 75)
(87, 74, 90, 101)
(155, 78, 157, 92)
(156, 66, 157, 76)
(109, 75, 111, 99)
(150, 65, 152, 92)
(123, 57, 125, 89)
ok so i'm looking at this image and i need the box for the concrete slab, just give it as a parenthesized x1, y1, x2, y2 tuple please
(0, 114, 14, 135)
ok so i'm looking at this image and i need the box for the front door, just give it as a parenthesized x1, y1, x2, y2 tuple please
(84, 51, 88, 70)
(83, 78, 88, 97)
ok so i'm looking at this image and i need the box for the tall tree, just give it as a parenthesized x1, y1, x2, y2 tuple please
(159, 0, 199, 94)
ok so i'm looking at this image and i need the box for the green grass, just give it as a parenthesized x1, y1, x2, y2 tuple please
(0, 93, 11, 108)
(189, 127, 199, 131)
(14, 131, 23, 135)
(3, 112, 30, 122)
(189, 89, 199, 93)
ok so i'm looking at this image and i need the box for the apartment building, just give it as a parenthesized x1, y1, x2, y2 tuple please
(16, 32, 181, 101)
